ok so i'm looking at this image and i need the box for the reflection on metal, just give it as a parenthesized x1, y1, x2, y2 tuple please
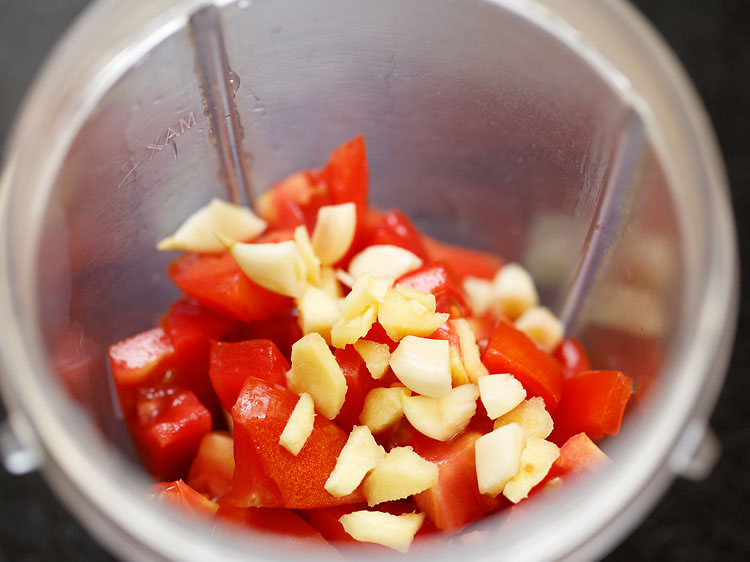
(190, 5, 252, 205)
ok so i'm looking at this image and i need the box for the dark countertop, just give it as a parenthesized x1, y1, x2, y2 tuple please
(0, 1, 748, 560)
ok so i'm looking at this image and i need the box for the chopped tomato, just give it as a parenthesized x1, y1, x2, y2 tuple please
(482, 321, 563, 413)
(319, 135, 369, 218)
(334, 346, 377, 432)
(396, 261, 470, 316)
(363, 321, 398, 353)
(168, 252, 292, 323)
(234, 313, 303, 360)
(366, 209, 429, 261)
(553, 338, 592, 379)
(132, 385, 212, 480)
(208, 339, 289, 411)
(550, 370, 633, 443)
(150, 479, 218, 519)
(166, 298, 237, 413)
(410, 431, 501, 532)
(422, 234, 502, 280)
(256, 171, 331, 231)
(546, 432, 609, 481)
(108, 327, 174, 387)
(231, 377, 365, 509)
(187, 431, 235, 500)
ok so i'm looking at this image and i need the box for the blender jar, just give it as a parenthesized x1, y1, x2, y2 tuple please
(0, 0, 737, 560)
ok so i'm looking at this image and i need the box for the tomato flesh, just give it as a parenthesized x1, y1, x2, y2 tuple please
(151, 479, 219, 518)
(366, 209, 429, 260)
(108, 327, 174, 388)
(422, 234, 502, 280)
(334, 346, 377, 432)
(209, 339, 289, 411)
(482, 321, 563, 413)
(553, 338, 592, 379)
(187, 431, 235, 501)
(231, 377, 365, 509)
(396, 261, 470, 316)
(546, 432, 609, 481)
(169, 252, 292, 322)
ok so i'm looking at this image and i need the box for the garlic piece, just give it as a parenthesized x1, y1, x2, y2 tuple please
(462, 276, 495, 317)
(279, 392, 315, 456)
(294, 225, 321, 285)
(514, 306, 564, 353)
(401, 384, 479, 441)
(452, 318, 489, 382)
(378, 285, 450, 342)
(389, 336, 452, 398)
(503, 437, 560, 503)
(493, 397, 554, 439)
(475, 423, 525, 496)
(349, 245, 423, 280)
(359, 386, 411, 434)
(311, 203, 357, 265)
(157, 198, 266, 253)
(478, 374, 527, 419)
(492, 263, 539, 320)
(296, 285, 340, 343)
(339, 511, 425, 553)
(219, 236, 307, 298)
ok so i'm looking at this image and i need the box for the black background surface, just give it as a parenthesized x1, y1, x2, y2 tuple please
(0, 1, 748, 560)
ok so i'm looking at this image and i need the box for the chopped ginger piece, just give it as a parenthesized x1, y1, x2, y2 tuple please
(353, 340, 391, 380)
(379, 285, 449, 342)
(279, 393, 315, 455)
(325, 426, 385, 497)
(288, 333, 347, 419)
(359, 387, 410, 433)
(339, 511, 425, 553)
(503, 437, 560, 503)
(363, 446, 438, 506)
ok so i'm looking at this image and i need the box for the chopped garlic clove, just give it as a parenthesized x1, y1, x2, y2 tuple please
(279, 392, 316, 456)
(478, 374, 527, 419)
(359, 386, 410, 433)
(503, 437, 560, 503)
(493, 397, 554, 439)
(514, 306, 564, 353)
(353, 340, 391, 380)
(288, 333, 348, 419)
(379, 285, 450, 342)
(325, 426, 385, 497)
(349, 245, 423, 280)
(220, 236, 307, 298)
(492, 263, 539, 320)
(475, 423, 525, 496)
(296, 285, 340, 343)
(362, 446, 438, 506)
(452, 318, 489, 382)
(462, 276, 495, 317)
(389, 336, 452, 398)
(294, 225, 321, 285)
(157, 198, 266, 253)
(311, 203, 357, 265)
(339, 511, 425, 553)
(401, 384, 479, 441)
(319, 267, 343, 300)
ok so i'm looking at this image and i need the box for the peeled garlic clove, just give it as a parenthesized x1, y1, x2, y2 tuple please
(349, 245, 423, 280)
(389, 336, 452, 398)
(219, 235, 307, 298)
(157, 198, 266, 253)
(312, 203, 357, 265)
(514, 306, 564, 353)
(492, 263, 539, 320)
(294, 225, 321, 285)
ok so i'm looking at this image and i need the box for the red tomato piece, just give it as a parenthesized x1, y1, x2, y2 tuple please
(553, 338, 592, 379)
(482, 321, 563, 413)
(546, 432, 609, 481)
(209, 340, 289, 411)
(168, 252, 293, 323)
(108, 328, 174, 387)
(550, 370, 633, 444)
(422, 234, 502, 281)
(216, 501, 331, 547)
(257, 171, 332, 231)
(132, 385, 212, 480)
(334, 346, 377, 432)
(396, 261, 470, 316)
(231, 377, 365, 509)
(319, 135, 369, 218)
(150, 479, 219, 519)
(366, 209, 429, 261)
(235, 313, 303, 360)
(410, 432, 502, 532)
(166, 298, 237, 413)
(363, 321, 398, 353)
(187, 431, 235, 501)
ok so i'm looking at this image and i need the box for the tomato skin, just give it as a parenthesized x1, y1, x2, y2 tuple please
(168, 252, 292, 323)
(166, 298, 237, 414)
(209, 339, 289, 410)
(334, 346, 377, 433)
(553, 338, 592, 379)
(108, 327, 174, 387)
(234, 313, 303, 360)
(546, 432, 609, 481)
(320, 135, 369, 218)
(133, 385, 213, 480)
(482, 321, 563, 413)
(550, 370, 633, 444)
(421, 235, 502, 281)
(257, 171, 332, 231)
(231, 377, 365, 509)
(150, 479, 219, 519)
(396, 261, 470, 316)
(187, 431, 235, 501)
(406, 431, 501, 532)
(367, 209, 429, 261)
